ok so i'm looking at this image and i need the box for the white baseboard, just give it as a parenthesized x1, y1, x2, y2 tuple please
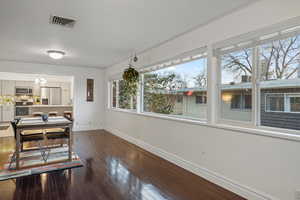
(106, 127, 278, 200)
(73, 125, 102, 132)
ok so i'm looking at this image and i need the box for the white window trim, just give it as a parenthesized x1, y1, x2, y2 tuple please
(108, 107, 300, 142)
(264, 93, 300, 113)
(109, 79, 137, 112)
(140, 54, 209, 121)
(264, 93, 285, 113)
(217, 46, 257, 127)
(107, 18, 300, 141)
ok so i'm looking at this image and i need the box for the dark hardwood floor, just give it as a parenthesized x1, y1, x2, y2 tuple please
(0, 130, 245, 200)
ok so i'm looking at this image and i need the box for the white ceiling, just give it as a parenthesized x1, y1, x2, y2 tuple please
(0, 0, 254, 68)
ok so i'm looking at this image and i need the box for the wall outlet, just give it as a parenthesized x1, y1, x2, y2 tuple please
(295, 190, 300, 200)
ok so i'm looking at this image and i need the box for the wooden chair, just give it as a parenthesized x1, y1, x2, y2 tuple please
(9, 119, 47, 169)
(32, 112, 43, 117)
(48, 111, 58, 117)
(63, 111, 73, 121)
(43, 127, 70, 161)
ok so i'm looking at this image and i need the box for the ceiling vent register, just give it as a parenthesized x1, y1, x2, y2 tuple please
(49, 15, 76, 28)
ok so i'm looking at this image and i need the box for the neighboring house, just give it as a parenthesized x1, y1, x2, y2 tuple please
(171, 79, 300, 130)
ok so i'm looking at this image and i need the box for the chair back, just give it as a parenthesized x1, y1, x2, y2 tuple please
(10, 119, 20, 139)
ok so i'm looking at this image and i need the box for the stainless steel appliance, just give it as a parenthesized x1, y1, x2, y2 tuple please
(15, 107, 29, 116)
(15, 87, 33, 96)
(41, 87, 62, 105)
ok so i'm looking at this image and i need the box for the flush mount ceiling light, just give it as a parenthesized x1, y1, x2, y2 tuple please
(35, 77, 47, 84)
(47, 50, 65, 60)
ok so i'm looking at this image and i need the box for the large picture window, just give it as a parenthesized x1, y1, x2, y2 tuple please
(259, 35, 300, 130)
(110, 79, 136, 110)
(219, 32, 300, 130)
(143, 57, 207, 120)
(109, 22, 300, 133)
(220, 48, 253, 122)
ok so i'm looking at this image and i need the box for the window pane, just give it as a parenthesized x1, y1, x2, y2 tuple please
(244, 94, 252, 109)
(265, 94, 284, 112)
(112, 81, 117, 108)
(220, 48, 253, 122)
(260, 35, 300, 130)
(143, 58, 207, 119)
(290, 97, 300, 112)
(230, 95, 241, 109)
(118, 80, 136, 110)
(196, 95, 206, 104)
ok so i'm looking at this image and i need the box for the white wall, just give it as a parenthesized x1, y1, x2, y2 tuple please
(104, 0, 300, 199)
(0, 60, 104, 131)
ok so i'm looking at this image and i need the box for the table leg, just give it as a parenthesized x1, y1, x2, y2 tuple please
(68, 124, 73, 161)
(16, 129, 21, 170)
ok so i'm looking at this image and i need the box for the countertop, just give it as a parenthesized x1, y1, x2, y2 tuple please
(15, 105, 73, 108)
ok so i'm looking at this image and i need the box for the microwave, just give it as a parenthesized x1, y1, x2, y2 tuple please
(15, 87, 33, 96)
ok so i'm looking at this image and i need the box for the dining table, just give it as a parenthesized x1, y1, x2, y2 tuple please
(15, 116, 73, 170)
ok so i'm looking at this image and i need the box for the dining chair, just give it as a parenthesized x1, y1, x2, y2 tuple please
(48, 111, 58, 117)
(63, 111, 73, 121)
(43, 127, 70, 161)
(32, 112, 43, 117)
(9, 119, 47, 169)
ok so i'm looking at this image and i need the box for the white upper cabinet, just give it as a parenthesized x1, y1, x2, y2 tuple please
(2, 105, 14, 121)
(32, 84, 40, 96)
(60, 82, 71, 105)
(47, 82, 60, 87)
(2, 80, 15, 96)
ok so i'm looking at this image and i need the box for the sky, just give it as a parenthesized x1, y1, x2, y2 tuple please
(149, 58, 207, 88)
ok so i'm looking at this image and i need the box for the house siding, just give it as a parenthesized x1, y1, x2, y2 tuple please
(261, 88, 300, 130)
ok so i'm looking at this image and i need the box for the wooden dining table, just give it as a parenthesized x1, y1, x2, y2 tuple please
(15, 116, 73, 170)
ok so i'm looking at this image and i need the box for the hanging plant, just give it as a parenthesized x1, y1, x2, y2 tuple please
(122, 65, 139, 96)
(122, 54, 139, 96)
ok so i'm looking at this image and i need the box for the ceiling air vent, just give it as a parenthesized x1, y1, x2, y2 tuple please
(50, 15, 76, 28)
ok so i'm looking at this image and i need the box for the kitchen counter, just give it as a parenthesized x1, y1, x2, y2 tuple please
(15, 105, 73, 117)
(15, 105, 72, 108)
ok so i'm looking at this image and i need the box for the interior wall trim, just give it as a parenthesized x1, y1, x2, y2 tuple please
(105, 127, 278, 200)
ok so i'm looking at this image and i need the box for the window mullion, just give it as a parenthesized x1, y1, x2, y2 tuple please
(139, 74, 144, 113)
(207, 45, 218, 124)
(116, 80, 120, 108)
(108, 81, 112, 109)
(253, 46, 260, 127)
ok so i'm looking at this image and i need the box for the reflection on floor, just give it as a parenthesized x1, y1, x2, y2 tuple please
(0, 123, 13, 138)
(0, 130, 245, 200)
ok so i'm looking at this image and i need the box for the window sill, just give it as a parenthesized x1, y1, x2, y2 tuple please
(108, 108, 300, 142)
(109, 108, 208, 124)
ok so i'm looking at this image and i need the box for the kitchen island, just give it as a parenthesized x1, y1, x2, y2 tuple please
(15, 105, 73, 117)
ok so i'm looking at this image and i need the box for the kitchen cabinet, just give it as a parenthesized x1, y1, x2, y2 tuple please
(2, 80, 15, 96)
(33, 85, 40, 96)
(2, 105, 14, 121)
(0, 107, 2, 122)
(15, 81, 34, 87)
(15, 81, 26, 87)
(60, 82, 71, 105)
(47, 82, 60, 87)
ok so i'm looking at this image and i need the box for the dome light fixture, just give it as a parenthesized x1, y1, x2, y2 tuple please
(47, 50, 65, 60)
(35, 77, 47, 85)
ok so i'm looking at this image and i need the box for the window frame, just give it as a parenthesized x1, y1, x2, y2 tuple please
(109, 79, 137, 112)
(195, 95, 207, 104)
(216, 27, 300, 131)
(288, 94, 300, 113)
(107, 19, 300, 137)
(140, 55, 208, 121)
(264, 93, 285, 113)
(217, 46, 258, 126)
(264, 93, 300, 113)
